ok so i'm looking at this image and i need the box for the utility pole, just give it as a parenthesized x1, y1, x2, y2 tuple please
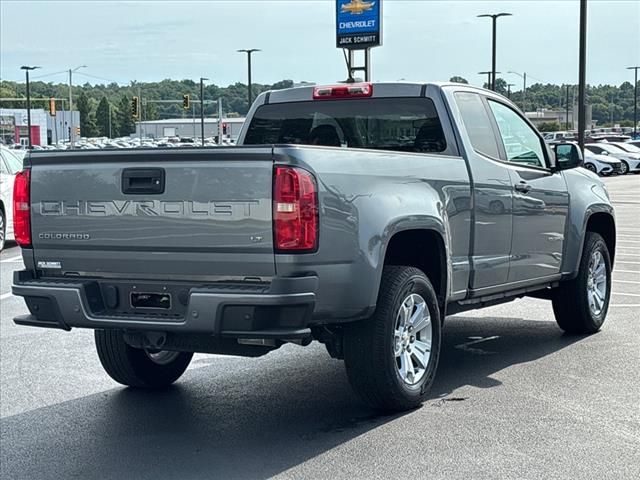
(577, 0, 587, 150)
(200, 77, 208, 146)
(507, 83, 515, 99)
(68, 65, 86, 149)
(218, 98, 223, 144)
(566, 85, 571, 130)
(20, 66, 39, 148)
(108, 103, 112, 138)
(237, 49, 261, 108)
(627, 66, 639, 138)
(477, 13, 512, 91)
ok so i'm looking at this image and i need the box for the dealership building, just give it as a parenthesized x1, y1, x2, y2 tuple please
(134, 117, 246, 140)
(0, 108, 80, 146)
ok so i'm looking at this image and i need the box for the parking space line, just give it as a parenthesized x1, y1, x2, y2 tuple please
(612, 292, 640, 297)
(617, 253, 640, 257)
(616, 261, 640, 265)
(610, 304, 640, 308)
(614, 279, 640, 284)
(0, 292, 13, 301)
(614, 269, 640, 274)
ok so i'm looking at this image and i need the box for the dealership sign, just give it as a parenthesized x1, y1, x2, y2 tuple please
(336, 0, 382, 49)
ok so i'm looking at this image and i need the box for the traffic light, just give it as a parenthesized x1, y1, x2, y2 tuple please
(131, 96, 140, 118)
(183, 94, 190, 109)
(76, 126, 81, 135)
(49, 97, 56, 116)
(222, 122, 228, 135)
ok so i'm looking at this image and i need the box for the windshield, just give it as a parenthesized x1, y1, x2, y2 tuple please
(599, 144, 627, 154)
(0, 148, 23, 174)
(244, 97, 447, 153)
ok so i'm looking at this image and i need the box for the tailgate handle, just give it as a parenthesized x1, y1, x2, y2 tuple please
(122, 168, 165, 195)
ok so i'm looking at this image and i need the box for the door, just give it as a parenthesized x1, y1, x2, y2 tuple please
(486, 100, 569, 283)
(453, 92, 513, 289)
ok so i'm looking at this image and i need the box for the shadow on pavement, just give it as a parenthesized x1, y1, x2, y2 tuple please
(0, 316, 586, 480)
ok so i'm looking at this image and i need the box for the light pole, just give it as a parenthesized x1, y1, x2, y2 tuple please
(20, 66, 40, 148)
(508, 71, 527, 111)
(577, 0, 587, 150)
(477, 13, 512, 91)
(628, 66, 639, 138)
(200, 77, 208, 146)
(68, 65, 87, 148)
(507, 83, 515, 99)
(566, 85, 572, 130)
(237, 49, 261, 108)
(478, 71, 498, 89)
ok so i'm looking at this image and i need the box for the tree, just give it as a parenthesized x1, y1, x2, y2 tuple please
(449, 76, 468, 84)
(538, 122, 562, 132)
(116, 95, 135, 137)
(95, 96, 111, 137)
(145, 101, 159, 121)
(76, 92, 97, 137)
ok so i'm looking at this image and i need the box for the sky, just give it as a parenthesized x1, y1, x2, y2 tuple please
(1, 0, 639, 89)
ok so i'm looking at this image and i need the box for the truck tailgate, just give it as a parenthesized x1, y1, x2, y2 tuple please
(28, 148, 275, 278)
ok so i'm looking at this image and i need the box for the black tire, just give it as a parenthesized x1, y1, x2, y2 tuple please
(95, 329, 193, 388)
(619, 160, 629, 175)
(0, 208, 5, 252)
(344, 266, 441, 412)
(584, 163, 597, 174)
(552, 232, 611, 334)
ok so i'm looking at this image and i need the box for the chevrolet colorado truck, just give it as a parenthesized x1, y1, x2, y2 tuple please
(11, 82, 615, 411)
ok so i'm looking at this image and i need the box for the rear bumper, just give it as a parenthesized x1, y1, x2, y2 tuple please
(12, 271, 317, 339)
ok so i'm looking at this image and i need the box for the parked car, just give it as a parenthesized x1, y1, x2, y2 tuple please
(11, 82, 615, 412)
(0, 146, 25, 250)
(607, 142, 640, 173)
(585, 143, 640, 174)
(583, 149, 623, 175)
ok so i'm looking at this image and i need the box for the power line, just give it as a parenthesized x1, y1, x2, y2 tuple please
(75, 71, 120, 84)
(31, 70, 68, 80)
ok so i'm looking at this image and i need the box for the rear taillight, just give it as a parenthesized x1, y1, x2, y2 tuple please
(273, 166, 318, 252)
(313, 83, 373, 100)
(13, 169, 31, 247)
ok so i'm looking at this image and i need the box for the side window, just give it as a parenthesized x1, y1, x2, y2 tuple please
(488, 100, 547, 168)
(454, 92, 500, 159)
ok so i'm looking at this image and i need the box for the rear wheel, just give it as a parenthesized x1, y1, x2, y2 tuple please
(344, 266, 441, 412)
(552, 232, 611, 334)
(95, 329, 193, 388)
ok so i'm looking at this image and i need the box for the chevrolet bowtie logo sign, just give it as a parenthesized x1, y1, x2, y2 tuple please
(341, 0, 375, 15)
(336, 0, 382, 49)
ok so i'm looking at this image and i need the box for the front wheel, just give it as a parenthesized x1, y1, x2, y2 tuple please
(95, 329, 193, 388)
(584, 163, 597, 174)
(344, 266, 441, 412)
(552, 232, 611, 334)
(619, 160, 629, 175)
(0, 209, 5, 252)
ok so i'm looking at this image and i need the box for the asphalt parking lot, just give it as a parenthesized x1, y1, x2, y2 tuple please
(1, 174, 638, 480)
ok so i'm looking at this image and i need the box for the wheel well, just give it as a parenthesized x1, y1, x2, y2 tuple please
(586, 213, 616, 265)
(384, 229, 447, 304)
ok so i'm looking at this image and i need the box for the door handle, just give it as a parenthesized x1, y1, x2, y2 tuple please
(514, 182, 532, 194)
(121, 168, 165, 195)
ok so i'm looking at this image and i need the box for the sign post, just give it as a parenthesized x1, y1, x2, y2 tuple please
(336, 0, 382, 81)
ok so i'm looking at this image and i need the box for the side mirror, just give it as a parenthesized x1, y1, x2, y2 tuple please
(600, 150, 609, 155)
(553, 143, 583, 171)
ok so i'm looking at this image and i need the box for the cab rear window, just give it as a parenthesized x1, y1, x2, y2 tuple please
(244, 98, 447, 154)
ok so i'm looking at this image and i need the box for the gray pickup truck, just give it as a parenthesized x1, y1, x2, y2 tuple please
(12, 82, 615, 411)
